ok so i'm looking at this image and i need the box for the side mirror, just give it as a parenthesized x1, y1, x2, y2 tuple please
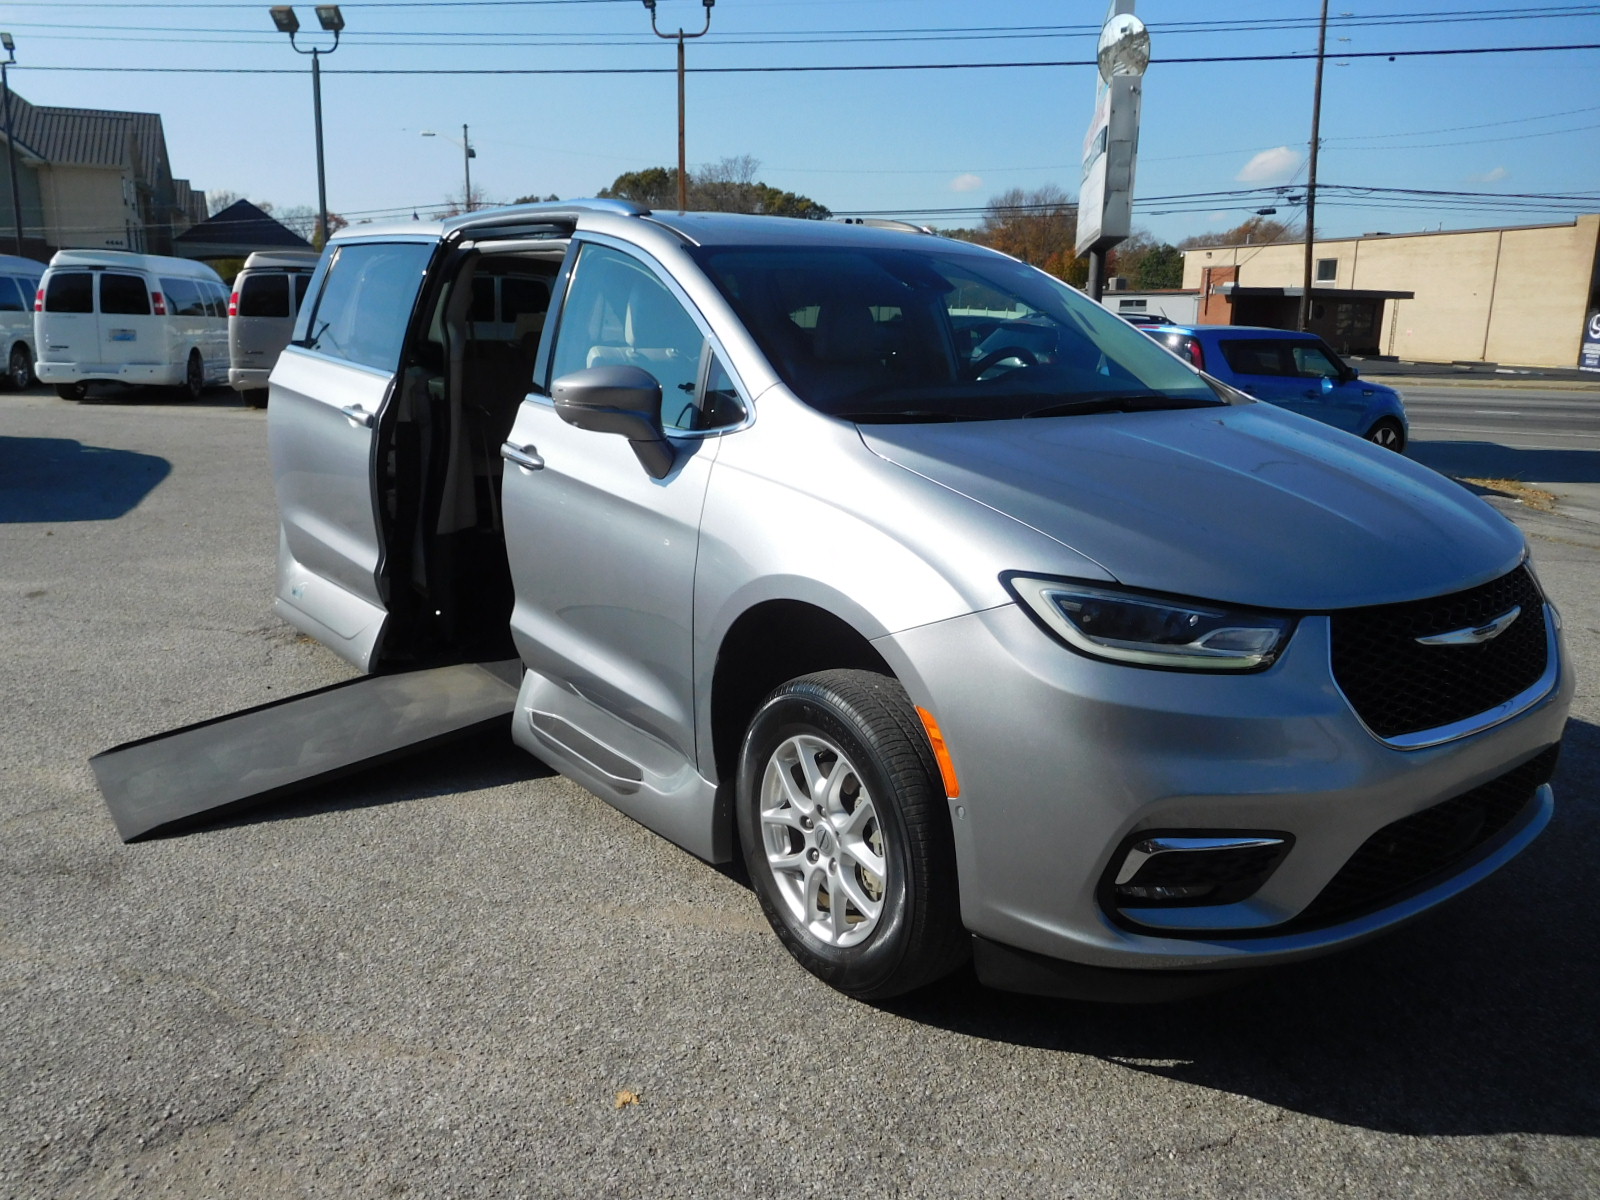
(1348, 366, 1360, 379)
(551, 365, 676, 479)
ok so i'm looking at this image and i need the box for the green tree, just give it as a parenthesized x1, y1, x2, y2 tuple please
(597, 157, 831, 219)
(1134, 242, 1184, 290)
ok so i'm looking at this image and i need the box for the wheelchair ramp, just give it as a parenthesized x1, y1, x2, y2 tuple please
(91, 661, 522, 841)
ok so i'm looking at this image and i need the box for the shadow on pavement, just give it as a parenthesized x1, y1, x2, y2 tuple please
(0, 435, 171, 522)
(1411, 440, 1600, 486)
(887, 717, 1600, 1137)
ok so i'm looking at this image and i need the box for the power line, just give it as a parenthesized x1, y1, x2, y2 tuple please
(17, 42, 1600, 76)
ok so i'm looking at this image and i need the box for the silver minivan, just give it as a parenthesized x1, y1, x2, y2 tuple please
(268, 201, 1571, 1000)
(228, 249, 320, 407)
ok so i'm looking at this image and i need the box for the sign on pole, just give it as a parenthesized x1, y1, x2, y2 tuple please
(1076, 3, 1149, 259)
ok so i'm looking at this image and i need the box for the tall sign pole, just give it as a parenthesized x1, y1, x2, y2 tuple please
(1076, 2, 1150, 300)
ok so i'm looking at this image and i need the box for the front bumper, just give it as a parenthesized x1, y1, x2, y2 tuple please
(877, 601, 1571, 979)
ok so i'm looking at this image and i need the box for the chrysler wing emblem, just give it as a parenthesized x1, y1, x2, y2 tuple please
(1416, 605, 1520, 646)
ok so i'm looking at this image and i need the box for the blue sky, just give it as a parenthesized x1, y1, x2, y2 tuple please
(6, 0, 1598, 244)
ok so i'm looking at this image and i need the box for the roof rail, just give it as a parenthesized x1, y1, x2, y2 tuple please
(445, 197, 649, 237)
(836, 217, 935, 235)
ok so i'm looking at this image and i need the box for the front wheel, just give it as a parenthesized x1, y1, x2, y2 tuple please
(55, 381, 88, 401)
(736, 669, 967, 999)
(1365, 417, 1406, 453)
(7, 344, 32, 390)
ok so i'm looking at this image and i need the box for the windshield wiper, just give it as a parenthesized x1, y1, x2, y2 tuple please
(1021, 393, 1217, 419)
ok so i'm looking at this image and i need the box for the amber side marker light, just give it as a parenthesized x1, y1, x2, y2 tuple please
(916, 706, 961, 799)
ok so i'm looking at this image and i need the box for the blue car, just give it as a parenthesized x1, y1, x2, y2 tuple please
(1146, 324, 1408, 452)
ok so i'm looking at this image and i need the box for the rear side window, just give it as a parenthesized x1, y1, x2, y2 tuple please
(160, 277, 205, 318)
(45, 272, 94, 314)
(301, 241, 432, 372)
(239, 273, 290, 318)
(1220, 339, 1291, 377)
(0, 277, 25, 312)
(293, 273, 311, 308)
(101, 272, 152, 316)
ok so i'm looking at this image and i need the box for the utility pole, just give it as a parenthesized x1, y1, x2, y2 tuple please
(462, 124, 474, 211)
(1299, 0, 1330, 333)
(643, 0, 714, 212)
(1, 34, 23, 256)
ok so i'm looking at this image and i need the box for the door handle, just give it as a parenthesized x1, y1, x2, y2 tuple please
(339, 404, 375, 428)
(501, 441, 545, 471)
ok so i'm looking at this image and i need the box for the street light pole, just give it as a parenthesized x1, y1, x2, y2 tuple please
(270, 6, 343, 247)
(642, 0, 714, 212)
(1, 33, 24, 256)
(1298, 0, 1329, 333)
(420, 126, 477, 212)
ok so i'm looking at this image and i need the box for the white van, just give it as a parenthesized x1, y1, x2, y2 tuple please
(34, 250, 230, 401)
(0, 253, 46, 389)
(228, 249, 320, 407)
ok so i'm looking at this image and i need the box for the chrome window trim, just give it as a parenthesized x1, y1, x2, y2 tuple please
(1330, 608, 1561, 751)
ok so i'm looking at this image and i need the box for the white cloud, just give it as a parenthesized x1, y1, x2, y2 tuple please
(950, 173, 984, 193)
(1468, 165, 1509, 183)
(1236, 146, 1302, 183)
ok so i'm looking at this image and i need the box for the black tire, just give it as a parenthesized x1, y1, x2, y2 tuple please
(179, 351, 204, 401)
(1365, 417, 1406, 454)
(242, 389, 269, 409)
(736, 669, 967, 999)
(55, 381, 88, 401)
(7, 344, 32, 390)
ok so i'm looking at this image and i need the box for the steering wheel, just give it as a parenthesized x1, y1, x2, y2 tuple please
(965, 345, 1039, 380)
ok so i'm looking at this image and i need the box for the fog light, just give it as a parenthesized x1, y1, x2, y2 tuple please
(1109, 834, 1290, 908)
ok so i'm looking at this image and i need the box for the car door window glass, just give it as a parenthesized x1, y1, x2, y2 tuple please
(1292, 344, 1343, 379)
(1220, 339, 1290, 377)
(101, 273, 151, 316)
(550, 243, 712, 432)
(159, 277, 205, 317)
(0, 277, 23, 311)
(44, 273, 93, 313)
(239, 274, 291, 318)
(293, 273, 311, 310)
(302, 241, 432, 371)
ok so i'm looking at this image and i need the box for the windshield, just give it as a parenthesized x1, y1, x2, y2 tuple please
(693, 243, 1223, 422)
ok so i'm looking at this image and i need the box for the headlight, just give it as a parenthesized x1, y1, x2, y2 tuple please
(1006, 576, 1296, 671)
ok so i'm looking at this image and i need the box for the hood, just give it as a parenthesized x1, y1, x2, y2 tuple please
(859, 403, 1522, 611)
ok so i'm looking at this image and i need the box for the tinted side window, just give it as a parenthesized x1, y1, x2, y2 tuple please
(44, 273, 93, 313)
(0, 277, 23, 312)
(239, 273, 291, 318)
(293, 273, 311, 308)
(159, 277, 205, 317)
(205, 281, 229, 318)
(1220, 339, 1290, 377)
(302, 242, 432, 371)
(101, 272, 152, 316)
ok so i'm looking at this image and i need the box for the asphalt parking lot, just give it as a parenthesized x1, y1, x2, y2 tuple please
(3, 383, 1598, 1199)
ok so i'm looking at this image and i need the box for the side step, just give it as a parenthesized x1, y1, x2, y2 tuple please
(91, 661, 522, 841)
